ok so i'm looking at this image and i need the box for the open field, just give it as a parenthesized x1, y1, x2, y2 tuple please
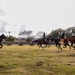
(0, 45, 75, 75)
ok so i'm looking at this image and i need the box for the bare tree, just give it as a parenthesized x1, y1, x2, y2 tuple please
(19, 30, 33, 38)
(19, 30, 33, 43)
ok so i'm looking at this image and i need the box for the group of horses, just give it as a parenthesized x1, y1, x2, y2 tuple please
(32, 36, 75, 50)
(0, 34, 75, 50)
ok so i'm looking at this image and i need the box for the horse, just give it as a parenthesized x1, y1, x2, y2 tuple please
(32, 38, 51, 49)
(50, 38, 71, 50)
(66, 36, 75, 50)
(0, 34, 7, 48)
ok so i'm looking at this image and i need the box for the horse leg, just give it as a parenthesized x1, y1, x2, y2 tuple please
(43, 41, 48, 48)
(38, 44, 43, 49)
(69, 43, 75, 50)
(63, 43, 68, 48)
(63, 44, 67, 48)
(67, 43, 71, 49)
(58, 44, 63, 50)
(45, 43, 50, 47)
(63, 42, 71, 49)
(38, 44, 41, 48)
(48, 42, 51, 47)
(71, 43, 73, 47)
(39, 44, 44, 49)
(41, 45, 44, 49)
(44, 44, 47, 48)
(56, 44, 59, 49)
(70, 43, 74, 49)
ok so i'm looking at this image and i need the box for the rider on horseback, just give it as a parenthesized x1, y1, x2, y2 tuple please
(42, 32, 46, 43)
(60, 31, 65, 44)
(60, 31, 65, 39)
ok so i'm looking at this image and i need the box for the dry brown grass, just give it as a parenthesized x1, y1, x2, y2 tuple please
(0, 44, 75, 75)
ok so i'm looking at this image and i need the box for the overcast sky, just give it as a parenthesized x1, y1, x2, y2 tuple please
(0, 0, 75, 37)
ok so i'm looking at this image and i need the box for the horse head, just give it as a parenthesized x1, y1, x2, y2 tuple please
(1, 34, 7, 39)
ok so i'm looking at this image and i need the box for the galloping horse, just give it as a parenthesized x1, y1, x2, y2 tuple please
(32, 38, 51, 49)
(66, 36, 75, 50)
(50, 38, 71, 50)
(0, 34, 7, 48)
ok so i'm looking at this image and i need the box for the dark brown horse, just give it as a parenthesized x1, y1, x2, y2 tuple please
(0, 34, 7, 48)
(50, 38, 71, 50)
(32, 38, 51, 49)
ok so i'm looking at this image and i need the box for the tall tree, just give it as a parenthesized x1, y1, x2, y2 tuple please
(50, 28, 64, 38)
(19, 30, 33, 43)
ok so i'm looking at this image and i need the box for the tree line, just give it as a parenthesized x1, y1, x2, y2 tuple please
(50, 26, 75, 38)
(7, 26, 75, 43)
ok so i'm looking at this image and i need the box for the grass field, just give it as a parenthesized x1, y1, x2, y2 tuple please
(0, 44, 75, 75)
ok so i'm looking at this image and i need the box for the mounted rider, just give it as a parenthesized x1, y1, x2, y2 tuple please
(42, 32, 46, 43)
(60, 31, 65, 39)
(60, 31, 65, 44)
